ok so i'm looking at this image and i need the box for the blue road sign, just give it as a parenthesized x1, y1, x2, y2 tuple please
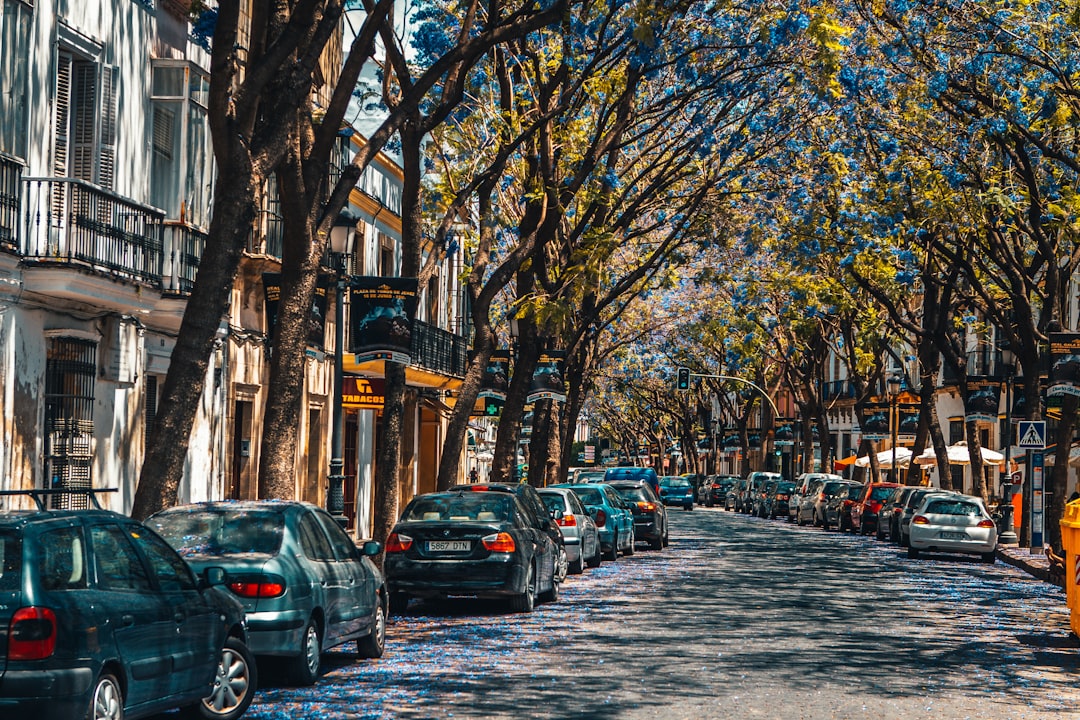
(1018, 421, 1046, 449)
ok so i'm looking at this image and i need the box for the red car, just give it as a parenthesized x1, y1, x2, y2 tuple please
(850, 482, 903, 535)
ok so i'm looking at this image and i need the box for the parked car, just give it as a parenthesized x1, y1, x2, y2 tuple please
(897, 488, 957, 546)
(538, 487, 602, 574)
(746, 471, 782, 516)
(763, 480, 797, 519)
(553, 483, 636, 560)
(908, 493, 998, 563)
(834, 483, 865, 532)
(604, 466, 660, 496)
(877, 486, 917, 541)
(728, 477, 751, 512)
(790, 473, 845, 523)
(462, 482, 568, 583)
(383, 489, 561, 614)
(609, 480, 669, 551)
(702, 475, 738, 507)
(659, 476, 695, 510)
(850, 482, 903, 535)
(0, 488, 255, 720)
(148, 500, 386, 686)
(813, 479, 863, 530)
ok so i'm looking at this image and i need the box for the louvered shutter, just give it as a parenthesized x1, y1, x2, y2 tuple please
(53, 53, 72, 177)
(70, 60, 97, 183)
(98, 65, 117, 190)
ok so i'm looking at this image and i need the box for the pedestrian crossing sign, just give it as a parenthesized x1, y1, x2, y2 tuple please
(1018, 421, 1046, 449)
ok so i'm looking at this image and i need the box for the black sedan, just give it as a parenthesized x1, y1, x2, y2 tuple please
(384, 490, 561, 614)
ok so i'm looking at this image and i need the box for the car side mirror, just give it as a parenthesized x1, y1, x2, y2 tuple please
(202, 566, 227, 587)
(360, 540, 382, 557)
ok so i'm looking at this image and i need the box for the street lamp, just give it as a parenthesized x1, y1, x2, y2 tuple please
(999, 345, 1018, 544)
(888, 374, 902, 484)
(327, 209, 359, 527)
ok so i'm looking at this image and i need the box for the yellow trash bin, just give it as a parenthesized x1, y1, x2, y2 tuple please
(1060, 500, 1080, 637)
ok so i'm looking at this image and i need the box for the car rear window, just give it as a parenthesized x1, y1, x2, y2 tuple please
(661, 478, 691, 488)
(614, 486, 649, 503)
(149, 510, 284, 557)
(0, 530, 21, 591)
(538, 493, 566, 514)
(924, 499, 982, 516)
(823, 482, 848, 495)
(869, 487, 896, 501)
(777, 482, 796, 492)
(403, 494, 512, 522)
(569, 486, 603, 505)
(847, 486, 864, 499)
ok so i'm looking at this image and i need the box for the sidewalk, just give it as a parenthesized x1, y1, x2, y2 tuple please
(996, 543, 1061, 587)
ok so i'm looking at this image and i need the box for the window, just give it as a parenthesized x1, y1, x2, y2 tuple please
(379, 234, 395, 276)
(44, 337, 96, 507)
(38, 526, 86, 592)
(91, 523, 152, 592)
(297, 512, 335, 561)
(314, 510, 357, 561)
(54, 50, 117, 189)
(0, 0, 32, 158)
(126, 525, 196, 592)
(150, 62, 213, 227)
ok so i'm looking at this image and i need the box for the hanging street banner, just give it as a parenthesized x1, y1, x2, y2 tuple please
(859, 402, 890, 441)
(527, 350, 567, 403)
(263, 272, 330, 348)
(897, 406, 919, 442)
(1048, 332, 1080, 397)
(964, 376, 1001, 423)
(349, 277, 418, 365)
(341, 376, 385, 409)
(479, 350, 511, 400)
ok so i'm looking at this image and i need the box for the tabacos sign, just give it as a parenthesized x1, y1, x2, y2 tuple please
(341, 377, 385, 409)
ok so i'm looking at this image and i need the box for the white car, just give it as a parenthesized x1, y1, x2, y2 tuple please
(907, 493, 998, 563)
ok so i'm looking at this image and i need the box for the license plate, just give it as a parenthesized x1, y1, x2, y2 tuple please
(428, 540, 470, 552)
(940, 531, 969, 540)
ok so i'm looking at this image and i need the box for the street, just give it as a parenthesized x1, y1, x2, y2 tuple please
(238, 508, 1080, 720)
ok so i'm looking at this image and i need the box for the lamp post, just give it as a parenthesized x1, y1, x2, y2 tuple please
(327, 210, 359, 527)
(999, 346, 1018, 544)
(888, 374, 902, 484)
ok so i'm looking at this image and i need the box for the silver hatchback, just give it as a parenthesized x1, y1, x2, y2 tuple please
(539, 488, 602, 574)
(907, 493, 998, 563)
(148, 501, 387, 686)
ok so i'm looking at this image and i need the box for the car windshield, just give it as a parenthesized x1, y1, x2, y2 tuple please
(924, 499, 982, 517)
(661, 478, 691, 488)
(149, 510, 284, 557)
(402, 494, 512, 522)
(0, 530, 21, 591)
(569, 486, 603, 505)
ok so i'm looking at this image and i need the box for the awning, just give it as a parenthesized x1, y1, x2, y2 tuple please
(854, 448, 912, 469)
(913, 441, 1004, 467)
(834, 455, 858, 467)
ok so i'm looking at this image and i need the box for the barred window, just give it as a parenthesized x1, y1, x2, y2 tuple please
(44, 337, 96, 509)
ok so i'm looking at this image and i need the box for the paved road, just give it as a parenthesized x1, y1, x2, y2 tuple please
(239, 507, 1080, 719)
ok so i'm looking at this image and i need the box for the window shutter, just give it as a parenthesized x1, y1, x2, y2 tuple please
(98, 65, 118, 190)
(53, 52, 72, 178)
(152, 105, 174, 159)
(70, 60, 97, 183)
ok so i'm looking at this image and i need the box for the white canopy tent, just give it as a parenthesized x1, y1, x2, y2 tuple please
(913, 441, 1004, 466)
(854, 447, 913, 469)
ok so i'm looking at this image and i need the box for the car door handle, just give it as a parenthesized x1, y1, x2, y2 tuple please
(174, 612, 185, 623)
(121, 614, 135, 627)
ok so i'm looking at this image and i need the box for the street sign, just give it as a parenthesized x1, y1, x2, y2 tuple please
(1018, 421, 1046, 449)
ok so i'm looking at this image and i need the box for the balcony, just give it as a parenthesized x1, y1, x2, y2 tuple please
(821, 380, 854, 401)
(412, 319, 467, 378)
(22, 177, 164, 286)
(0, 153, 22, 251)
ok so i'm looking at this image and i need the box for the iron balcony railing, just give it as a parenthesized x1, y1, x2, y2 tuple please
(22, 177, 164, 286)
(0, 153, 22, 251)
(411, 318, 468, 378)
(821, 380, 854, 400)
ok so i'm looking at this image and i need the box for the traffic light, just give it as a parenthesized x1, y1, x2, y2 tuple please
(676, 367, 690, 390)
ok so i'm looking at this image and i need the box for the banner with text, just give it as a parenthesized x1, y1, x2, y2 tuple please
(263, 272, 330, 348)
(527, 350, 567, 403)
(349, 277, 418, 364)
(1048, 332, 1080, 398)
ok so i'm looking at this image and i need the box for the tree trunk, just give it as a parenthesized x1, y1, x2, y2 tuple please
(492, 331, 539, 482)
(1046, 394, 1078, 551)
(436, 319, 495, 491)
(132, 168, 258, 520)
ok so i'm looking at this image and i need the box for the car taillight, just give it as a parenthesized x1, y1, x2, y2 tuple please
(869, 501, 881, 512)
(817, 493, 826, 502)
(385, 532, 413, 553)
(556, 513, 577, 527)
(637, 501, 656, 512)
(229, 578, 286, 598)
(8, 607, 57, 660)
(912, 515, 929, 525)
(976, 519, 996, 529)
(594, 509, 607, 527)
(778, 494, 789, 501)
(482, 532, 516, 553)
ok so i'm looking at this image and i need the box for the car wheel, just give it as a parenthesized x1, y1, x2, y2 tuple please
(876, 526, 887, 541)
(603, 532, 619, 561)
(822, 516, 831, 531)
(649, 533, 663, 550)
(509, 563, 536, 613)
(662, 524, 670, 547)
(286, 619, 322, 686)
(389, 591, 410, 616)
(184, 637, 256, 720)
(356, 599, 386, 659)
(539, 570, 560, 603)
(88, 672, 123, 720)
(907, 546, 920, 559)
(623, 534, 635, 556)
(586, 542, 602, 568)
(982, 551, 997, 564)
(568, 553, 584, 574)
(686, 504, 693, 511)
(796, 512, 805, 527)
